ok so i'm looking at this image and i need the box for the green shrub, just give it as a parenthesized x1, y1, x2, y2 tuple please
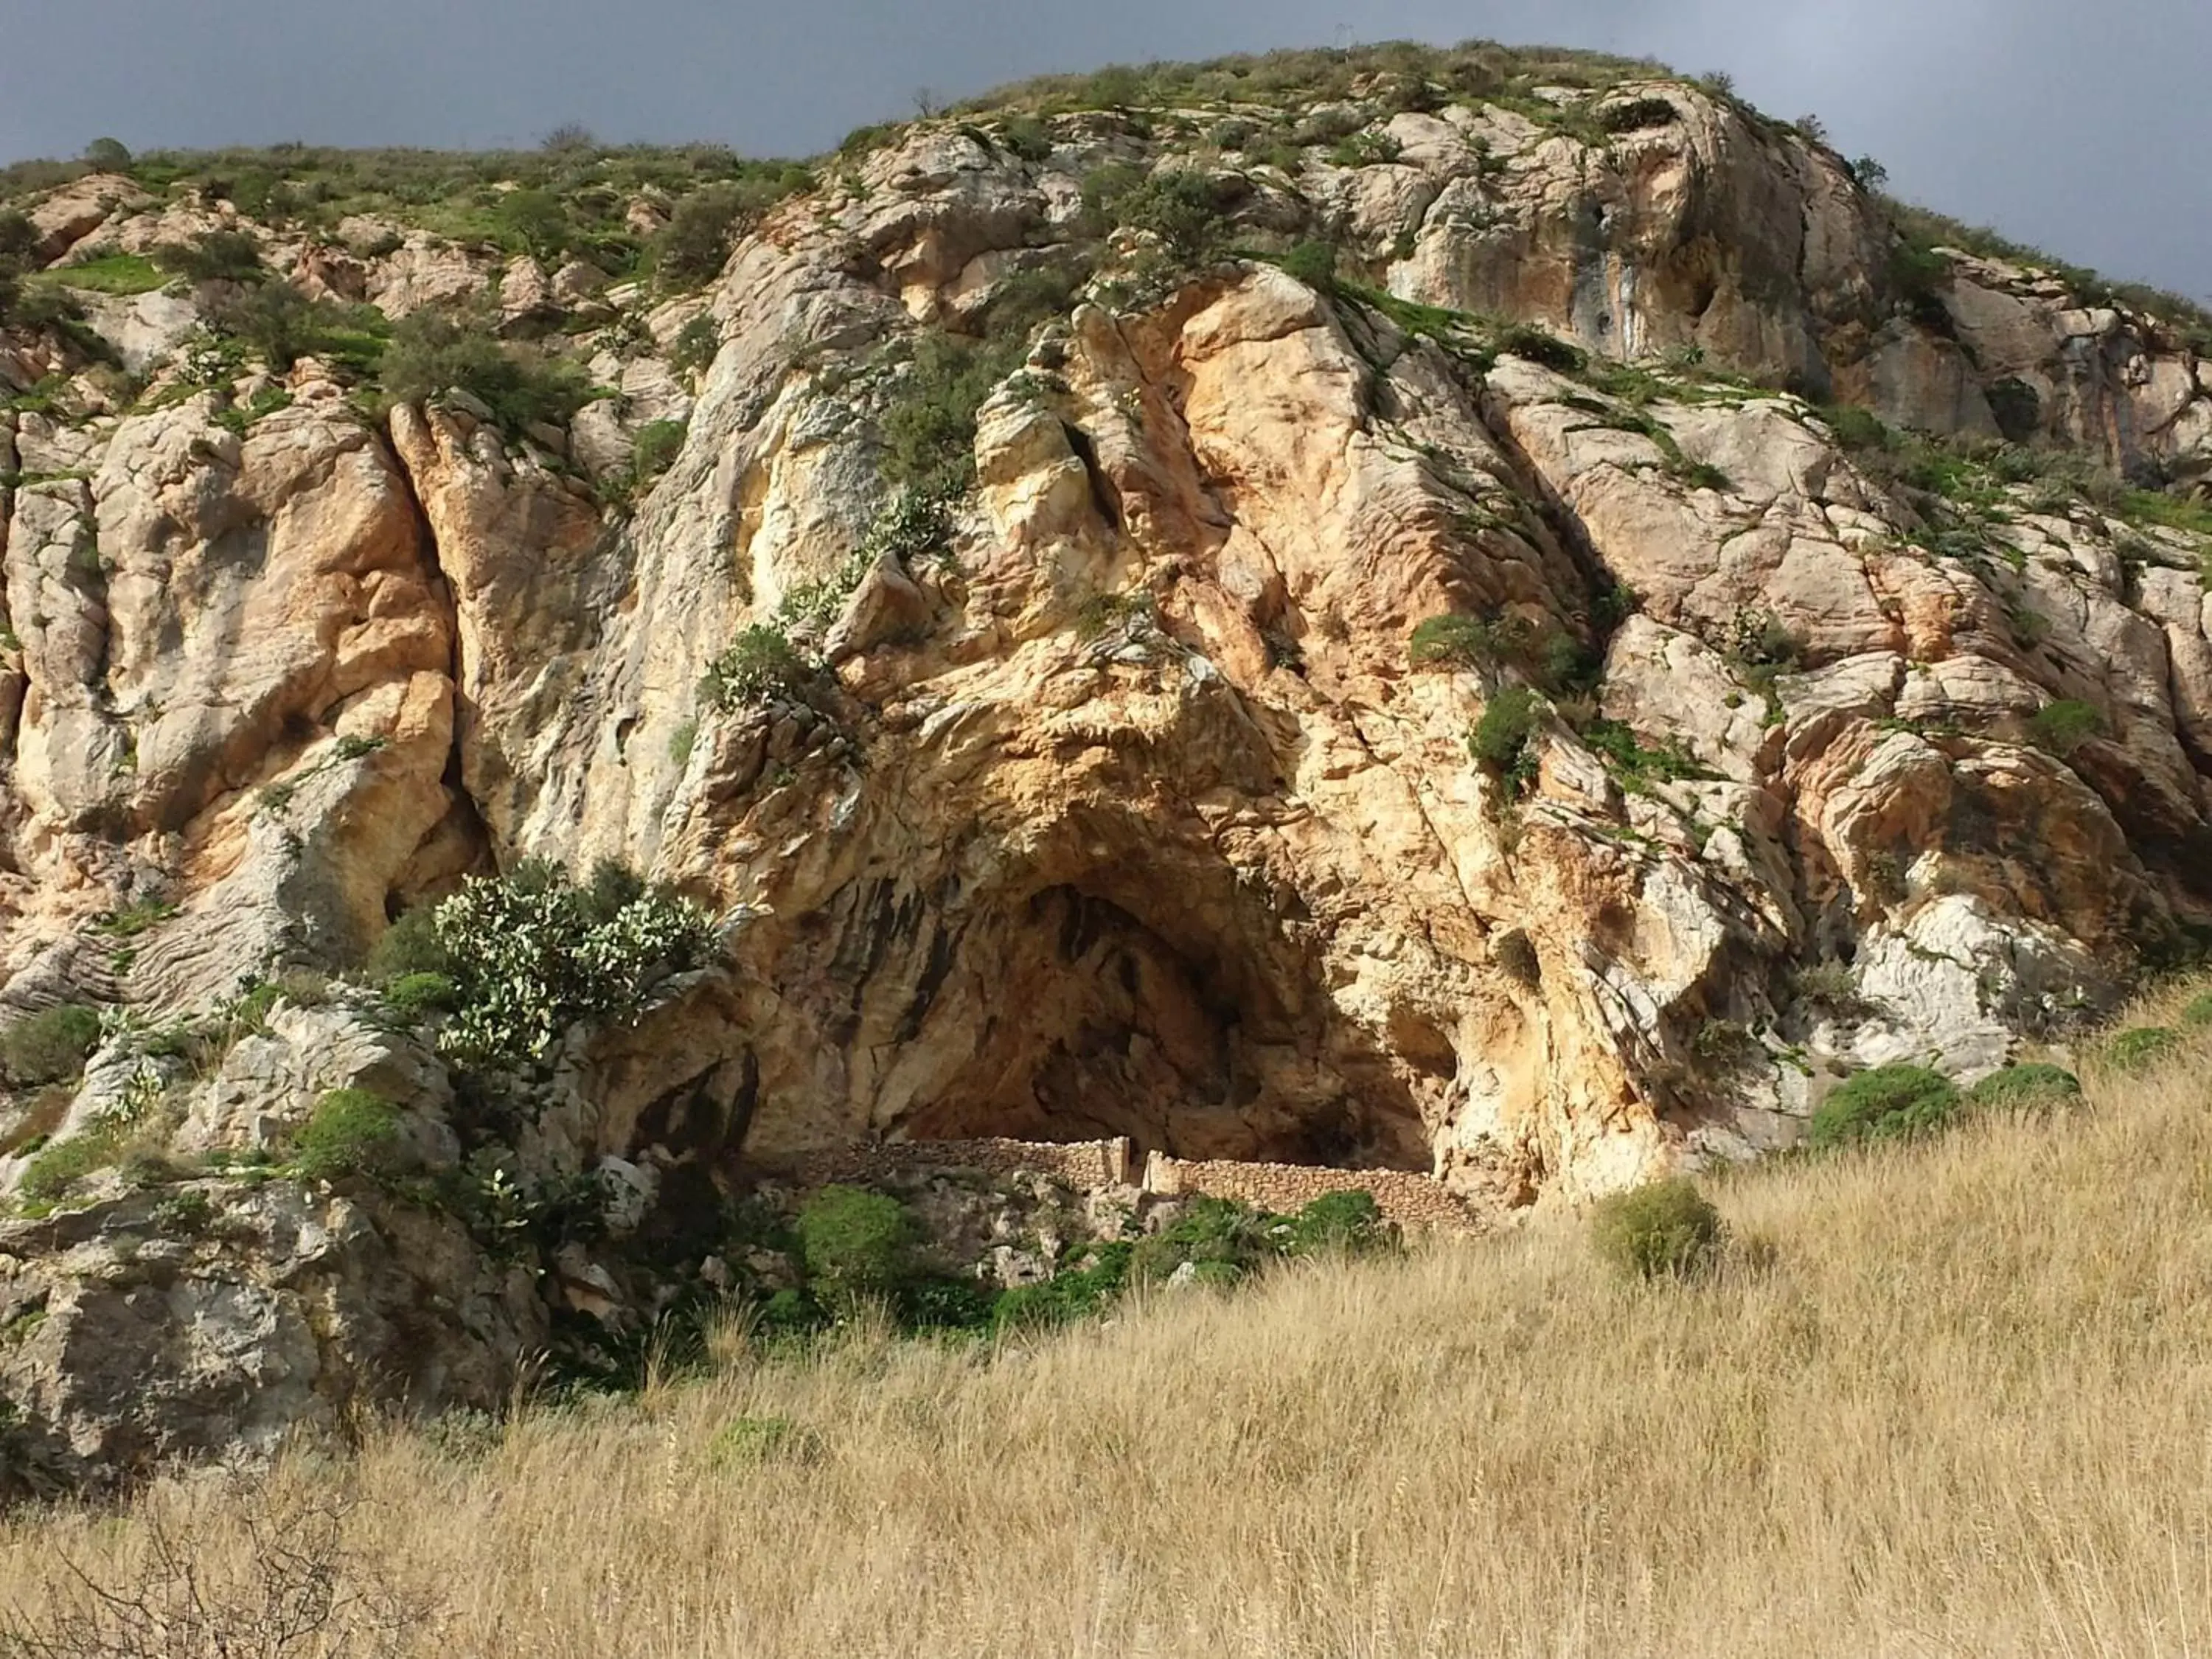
(1470, 686, 1543, 798)
(2180, 992, 2212, 1030)
(229, 981, 284, 1036)
(1724, 608, 1803, 671)
(1588, 1178, 1725, 1281)
(700, 623, 816, 711)
(368, 906, 453, 982)
(15, 1118, 131, 1205)
(2102, 1027, 2180, 1074)
(1818, 403, 1892, 452)
(1130, 1196, 1281, 1286)
(152, 229, 267, 284)
(83, 138, 133, 172)
(895, 1275, 996, 1331)
(1409, 613, 1504, 669)
(1596, 97, 1679, 134)
(494, 188, 572, 261)
(991, 1242, 1133, 1332)
(983, 264, 1084, 340)
(877, 329, 1026, 497)
(205, 282, 378, 372)
(1081, 166, 1235, 262)
(1963, 1062, 2081, 1112)
(1124, 170, 1236, 261)
(0, 212, 37, 263)
(0, 1004, 103, 1088)
(1579, 718, 1712, 787)
(1284, 1190, 1391, 1256)
(653, 172, 808, 288)
(655, 187, 742, 286)
(667, 719, 698, 768)
(1073, 590, 1155, 641)
(795, 1186, 920, 1304)
(1807, 1065, 1960, 1149)
(998, 116, 1054, 163)
(383, 972, 459, 1020)
(582, 858, 646, 922)
(1275, 240, 1340, 293)
(152, 1188, 215, 1235)
(376, 310, 597, 434)
(211, 386, 295, 434)
(629, 417, 686, 484)
(292, 1088, 403, 1181)
(755, 1287, 827, 1338)
(94, 897, 180, 940)
(1792, 961, 1872, 1020)
(1078, 64, 1149, 108)
(2028, 699, 2103, 757)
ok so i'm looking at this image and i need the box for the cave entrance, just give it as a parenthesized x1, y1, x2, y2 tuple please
(886, 878, 1433, 1174)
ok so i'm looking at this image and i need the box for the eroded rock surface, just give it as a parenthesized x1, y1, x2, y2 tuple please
(2, 50, 2211, 1483)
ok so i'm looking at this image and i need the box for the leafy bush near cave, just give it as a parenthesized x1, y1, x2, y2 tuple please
(771, 1187, 1401, 1338)
(1588, 1179, 1725, 1281)
(794, 1186, 922, 1307)
(427, 860, 720, 1068)
(1079, 165, 1238, 262)
(1807, 1065, 1960, 1150)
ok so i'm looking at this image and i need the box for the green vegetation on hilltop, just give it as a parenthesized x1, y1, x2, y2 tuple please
(1, 141, 813, 287)
(947, 38, 1670, 120)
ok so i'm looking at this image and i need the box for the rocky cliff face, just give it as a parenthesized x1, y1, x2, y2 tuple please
(2, 44, 2210, 1482)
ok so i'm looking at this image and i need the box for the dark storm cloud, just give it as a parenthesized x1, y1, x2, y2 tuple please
(0, 0, 2204, 299)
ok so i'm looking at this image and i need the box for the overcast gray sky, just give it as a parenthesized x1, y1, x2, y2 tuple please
(1, 0, 2203, 302)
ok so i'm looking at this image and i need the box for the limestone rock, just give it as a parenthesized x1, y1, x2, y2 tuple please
(27, 175, 150, 264)
(1, 62, 2211, 1487)
(0, 1183, 541, 1496)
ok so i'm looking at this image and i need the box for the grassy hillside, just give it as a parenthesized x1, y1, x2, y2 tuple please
(4, 988, 2211, 1655)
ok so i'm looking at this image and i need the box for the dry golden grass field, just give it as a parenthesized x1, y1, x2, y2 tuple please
(5, 984, 2212, 1657)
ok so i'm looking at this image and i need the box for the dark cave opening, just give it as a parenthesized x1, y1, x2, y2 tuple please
(888, 882, 1434, 1173)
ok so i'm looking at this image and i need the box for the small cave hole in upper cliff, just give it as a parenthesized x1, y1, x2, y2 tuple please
(882, 880, 1434, 1173)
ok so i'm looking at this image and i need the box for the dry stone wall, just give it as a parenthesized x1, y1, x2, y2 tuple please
(756, 1135, 1487, 1234)
(758, 1135, 1137, 1192)
(1142, 1153, 1489, 1234)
